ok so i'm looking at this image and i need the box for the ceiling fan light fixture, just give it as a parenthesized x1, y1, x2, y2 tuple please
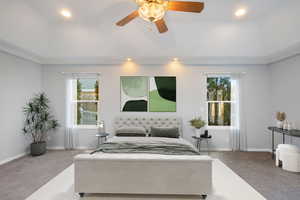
(138, 1, 168, 22)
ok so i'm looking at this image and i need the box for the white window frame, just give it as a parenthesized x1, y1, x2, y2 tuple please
(72, 78, 100, 129)
(206, 76, 233, 129)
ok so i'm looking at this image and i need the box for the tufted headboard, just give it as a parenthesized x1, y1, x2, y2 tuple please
(114, 116, 183, 137)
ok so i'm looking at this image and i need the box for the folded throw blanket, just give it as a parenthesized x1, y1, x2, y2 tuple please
(90, 141, 200, 155)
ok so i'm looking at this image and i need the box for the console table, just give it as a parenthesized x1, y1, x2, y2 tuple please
(268, 126, 300, 159)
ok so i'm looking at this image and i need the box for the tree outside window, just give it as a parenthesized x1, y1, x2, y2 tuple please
(207, 77, 231, 126)
(74, 79, 99, 126)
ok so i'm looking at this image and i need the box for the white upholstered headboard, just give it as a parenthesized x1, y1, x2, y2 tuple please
(114, 116, 183, 136)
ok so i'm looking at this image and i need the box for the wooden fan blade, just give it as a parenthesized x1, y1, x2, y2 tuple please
(168, 1, 204, 13)
(155, 19, 168, 33)
(116, 10, 139, 26)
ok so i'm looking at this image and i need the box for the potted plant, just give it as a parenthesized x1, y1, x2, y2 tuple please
(23, 93, 59, 156)
(189, 117, 206, 137)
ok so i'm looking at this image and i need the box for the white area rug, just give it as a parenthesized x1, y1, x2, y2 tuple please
(25, 159, 266, 200)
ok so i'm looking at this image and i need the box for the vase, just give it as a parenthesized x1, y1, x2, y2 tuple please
(195, 129, 202, 137)
(277, 121, 283, 129)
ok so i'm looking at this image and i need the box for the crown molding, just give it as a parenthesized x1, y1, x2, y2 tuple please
(266, 41, 300, 65)
(0, 39, 42, 64)
(0, 39, 300, 66)
(41, 56, 268, 65)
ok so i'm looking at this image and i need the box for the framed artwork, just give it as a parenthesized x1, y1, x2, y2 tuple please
(120, 76, 148, 112)
(149, 76, 176, 112)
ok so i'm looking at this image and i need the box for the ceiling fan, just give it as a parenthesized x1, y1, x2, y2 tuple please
(116, 0, 204, 33)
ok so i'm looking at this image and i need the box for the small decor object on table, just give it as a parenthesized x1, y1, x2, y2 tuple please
(97, 120, 105, 134)
(189, 117, 206, 137)
(22, 93, 59, 156)
(276, 112, 286, 129)
(96, 120, 109, 147)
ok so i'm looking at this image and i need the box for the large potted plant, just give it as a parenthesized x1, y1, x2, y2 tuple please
(189, 117, 206, 137)
(23, 93, 59, 156)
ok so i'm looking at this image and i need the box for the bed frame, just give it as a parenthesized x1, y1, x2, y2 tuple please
(74, 116, 212, 199)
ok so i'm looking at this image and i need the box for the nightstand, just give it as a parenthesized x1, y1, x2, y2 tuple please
(95, 133, 109, 148)
(192, 135, 212, 153)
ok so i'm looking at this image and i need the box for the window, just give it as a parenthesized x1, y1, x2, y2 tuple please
(207, 77, 231, 126)
(72, 79, 99, 127)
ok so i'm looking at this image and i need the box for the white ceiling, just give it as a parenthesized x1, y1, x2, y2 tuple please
(0, 0, 300, 64)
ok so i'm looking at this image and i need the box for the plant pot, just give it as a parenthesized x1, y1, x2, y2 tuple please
(31, 142, 47, 156)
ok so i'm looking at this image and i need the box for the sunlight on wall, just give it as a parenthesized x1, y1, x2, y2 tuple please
(165, 59, 184, 74)
(121, 60, 139, 75)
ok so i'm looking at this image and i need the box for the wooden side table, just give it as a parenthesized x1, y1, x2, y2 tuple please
(192, 135, 212, 153)
(95, 133, 109, 148)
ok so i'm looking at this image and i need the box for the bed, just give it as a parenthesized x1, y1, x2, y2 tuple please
(74, 116, 212, 199)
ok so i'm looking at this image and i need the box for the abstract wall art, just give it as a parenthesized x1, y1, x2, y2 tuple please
(120, 76, 148, 112)
(149, 76, 176, 112)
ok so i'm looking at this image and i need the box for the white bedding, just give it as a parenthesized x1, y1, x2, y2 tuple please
(78, 137, 209, 161)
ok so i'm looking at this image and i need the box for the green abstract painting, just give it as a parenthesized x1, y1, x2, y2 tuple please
(149, 77, 176, 112)
(120, 76, 148, 112)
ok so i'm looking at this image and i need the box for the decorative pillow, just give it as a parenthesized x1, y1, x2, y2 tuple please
(115, 127, 147, 137)
(150, 127, 180, 138)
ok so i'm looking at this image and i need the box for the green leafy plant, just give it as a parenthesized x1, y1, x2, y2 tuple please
(23, 93, 59, 143)
(189, 117, 206, 129)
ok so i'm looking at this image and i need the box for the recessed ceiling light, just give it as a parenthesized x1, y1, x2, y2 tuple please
(173, 58, 179, 62)
(235, 8, 247, 17)
(60, 9, 72, 18)
(126, 58, 132, 62)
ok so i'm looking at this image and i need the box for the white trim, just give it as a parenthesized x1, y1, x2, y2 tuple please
(247, 148, 272, 152)
(1, 40, 300, 65)
(47, 146, 93, 150)
(207, 126, 232, 130)
(47, 147, 65, 150)
(266, 41, 300, 64)
(0, 39, 42, 64)
(72, 126, 98, 130)
(42, 147, 273, 152)
(200, 148, 232, 152)
(0, 152, 28, 166)
(42, 56, 269, 65)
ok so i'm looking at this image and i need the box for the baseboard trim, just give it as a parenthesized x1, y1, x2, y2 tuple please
(200, 148, 232, 152)
(47, 147, 65, 150)
(47, 146, 94, 150)
(47, 147, 272, 152)
(0, 152, 28, 166)
(247, 148, 272, 152)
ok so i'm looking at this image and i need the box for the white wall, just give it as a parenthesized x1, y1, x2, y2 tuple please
(0, 51, 42, 164)
(259, 1, 300, 56)
(43, 63, 271, 151)
(270, 55, 300, 147)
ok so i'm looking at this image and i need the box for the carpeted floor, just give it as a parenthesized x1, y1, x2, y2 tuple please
(210, 152, 300, 200)
(0, 151, 299, 200)
(0, 150, 81, 200)
(25, 160, 266, 200)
